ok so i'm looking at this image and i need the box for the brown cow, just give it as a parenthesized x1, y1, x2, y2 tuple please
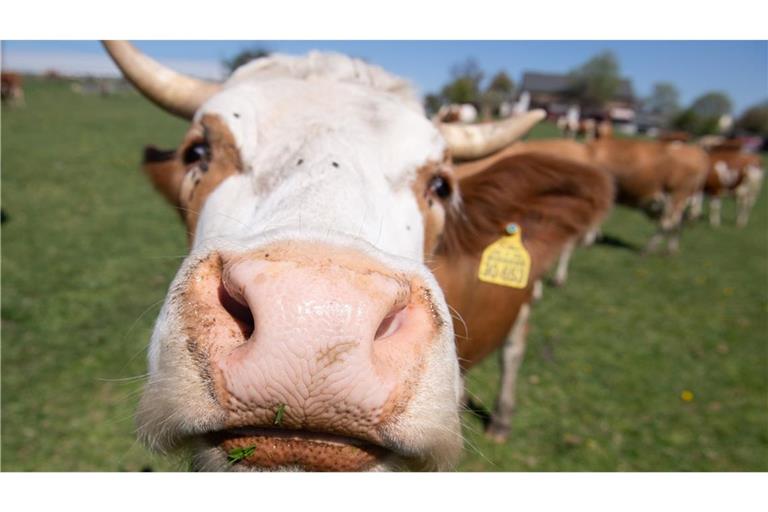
(432, 153, 613, 441)
(453, 135, 709, 280)
(588, 138, 710, 254)
(1, 72, 25, 107)
(658, 131, 691, 143)
(452, 138, 609, 290)
(702, 146, 764, 227)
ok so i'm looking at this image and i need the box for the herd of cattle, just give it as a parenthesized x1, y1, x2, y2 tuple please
(15, 43, 763, 471)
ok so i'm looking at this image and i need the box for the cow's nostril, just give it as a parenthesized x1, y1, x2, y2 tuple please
(374, 306, 407, 341)
(218, 283, 254, 339)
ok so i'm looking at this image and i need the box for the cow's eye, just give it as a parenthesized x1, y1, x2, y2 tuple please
(182, 141, 210, 167)
(428, 175, 453, 199)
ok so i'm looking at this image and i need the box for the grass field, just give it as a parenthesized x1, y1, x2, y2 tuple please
(2, 78, 767, 471)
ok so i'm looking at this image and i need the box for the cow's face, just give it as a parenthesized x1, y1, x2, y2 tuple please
(135, 53, 464, 471)
(107, 43, 543, 471)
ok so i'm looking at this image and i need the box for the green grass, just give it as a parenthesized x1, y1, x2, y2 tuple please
(2, 79, 767, 471)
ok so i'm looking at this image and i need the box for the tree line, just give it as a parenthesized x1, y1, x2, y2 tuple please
(427, 51, 767, 138)
(222, 46, 767, 138)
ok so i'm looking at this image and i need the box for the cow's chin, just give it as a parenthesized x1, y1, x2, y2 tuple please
(188, 429, 407, 472)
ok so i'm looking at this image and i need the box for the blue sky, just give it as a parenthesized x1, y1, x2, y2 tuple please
(3, 40, 766, 114)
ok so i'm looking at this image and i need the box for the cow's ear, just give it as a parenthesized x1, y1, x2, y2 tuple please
(142, 145, 185, 208)
(438, 153, 613, 274)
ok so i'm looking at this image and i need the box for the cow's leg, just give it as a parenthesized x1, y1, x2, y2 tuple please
(582, 226, 601, 246)
(709, 196, 722, 227)
(553, 238, 576, 287)
(486, 303, 531, 443)
(644, 193, 686, 255)
(736, 188, 750, 227)
(664, 193, 689, 254)
(643, 194, 669, 255)
(532, 279, 544, 302)
(735, 168, 762, 228)
(687, 191, 704, 220)
(643, 231, 664, 254)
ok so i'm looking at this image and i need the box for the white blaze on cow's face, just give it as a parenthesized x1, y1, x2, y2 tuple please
(136, 53, 463, 471)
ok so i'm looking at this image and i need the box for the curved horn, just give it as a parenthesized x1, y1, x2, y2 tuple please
(438, 109, 546, 160)
(102, 41, 221, 119)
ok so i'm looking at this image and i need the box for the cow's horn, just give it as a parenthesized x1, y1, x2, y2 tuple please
(102, 41, 220, 120)
(438, 109, 546, 160)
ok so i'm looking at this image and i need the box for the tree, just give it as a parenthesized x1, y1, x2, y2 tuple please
(670, 108, 699, 133)
(689, 92, 732, 118)
(735, 100, 768, 136)
(487, 71, 515, 96)
(645, 82, 680, 120)
(223, 46, 271, 75)
(440, 58, 484, 105)
(424, 93, 443, 117)
(671, 92, 734, 136)
(480, 71, 515, 119)
(566, 51, 622, 110)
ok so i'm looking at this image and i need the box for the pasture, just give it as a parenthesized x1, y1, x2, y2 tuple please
(2, 78, 766, 471)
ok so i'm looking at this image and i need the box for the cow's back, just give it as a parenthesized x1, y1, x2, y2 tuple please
(454, 139, 590, 180)
(587, 138, 662, 205)
(706, 149, 760, 195)
(659, 143, 710, 195)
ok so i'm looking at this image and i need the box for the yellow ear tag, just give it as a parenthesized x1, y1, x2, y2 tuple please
(477, 223, 530, 288)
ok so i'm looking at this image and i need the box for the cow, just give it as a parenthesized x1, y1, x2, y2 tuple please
(560, 116, 613, 143)
(588, 138, 710, 254)
(702, 145, 764, 227)
(658, 131, 691, 143)
(105, 41, 611, 471)
(1, 72, 25, 107)
(431, 151, 612, 441)
(450, 138, 611, 290)
(452, 135, 710, 283)
(596, 119, 613, 140)
(433, 103, 478, 124)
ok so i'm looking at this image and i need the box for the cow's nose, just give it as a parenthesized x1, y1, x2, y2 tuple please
(183, 243, 440, 468)
(219, 254, 417, 398)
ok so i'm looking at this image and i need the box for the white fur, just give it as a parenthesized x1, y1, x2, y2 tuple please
(192, 54, 446, 260)
(140, 52, 462, 470)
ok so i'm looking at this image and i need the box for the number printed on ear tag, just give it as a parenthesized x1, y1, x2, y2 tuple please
(477, 223, 531, 288)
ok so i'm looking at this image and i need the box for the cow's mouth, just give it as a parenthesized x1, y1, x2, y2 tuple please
(205, 428, 394, 471)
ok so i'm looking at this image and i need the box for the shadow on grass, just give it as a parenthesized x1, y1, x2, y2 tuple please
(595, 233, 641, 252)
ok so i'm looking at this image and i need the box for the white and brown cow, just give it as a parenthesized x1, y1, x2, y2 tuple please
(701, 142, 764, 227)
(106, 41, 610, 470)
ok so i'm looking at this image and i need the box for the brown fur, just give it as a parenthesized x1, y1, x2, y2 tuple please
(454, 139, 591, 180)
(596, 120, 613, 139)
(411, 154, 457, 257)
(705, 149, 759, 196)
(433, 153, 613, 369)
(588, 138, 709, 211)
(1, 72, 24, 105)
(709, 139, 744, 152)
(142, 114, 242, 243)
(658, 131, 690, 143)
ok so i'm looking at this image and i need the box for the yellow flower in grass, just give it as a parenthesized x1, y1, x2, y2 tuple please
(681, 390, 694, 402)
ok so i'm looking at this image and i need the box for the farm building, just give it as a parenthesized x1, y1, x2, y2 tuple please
(518, 71, 637, 123)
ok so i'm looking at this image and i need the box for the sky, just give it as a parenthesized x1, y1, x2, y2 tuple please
(2, 40, 766, 115)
